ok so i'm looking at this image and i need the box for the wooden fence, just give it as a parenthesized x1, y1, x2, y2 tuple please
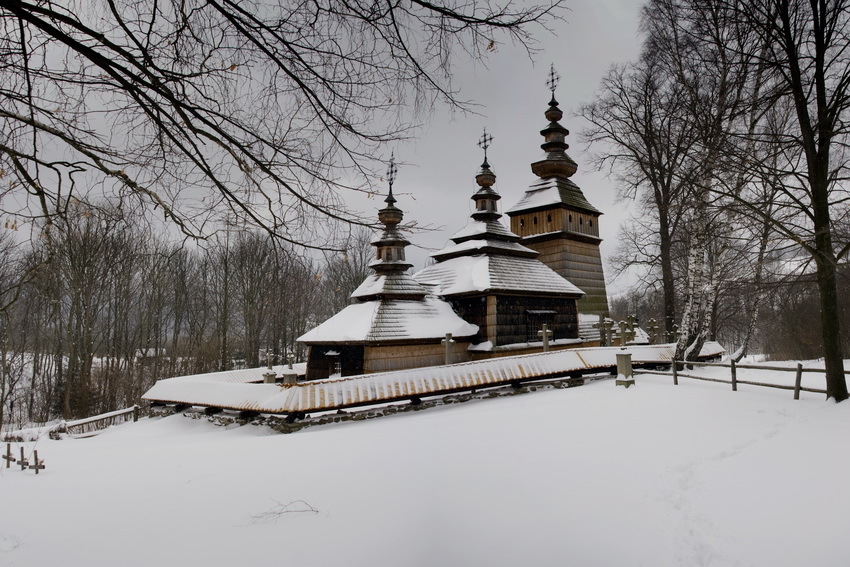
(61, 405, 142, 437)
(639, 360, 829, 399)
(1, 405, 143, 441)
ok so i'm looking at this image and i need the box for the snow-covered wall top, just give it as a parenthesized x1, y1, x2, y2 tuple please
(143, 342, 725, 414)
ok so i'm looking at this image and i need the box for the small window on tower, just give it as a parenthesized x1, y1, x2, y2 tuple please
(547, 214, 551, 223)
(580, 217, 583, 226)
(533, 216, 538, 225)
(589, 219, 593, 228)
(520, 219, 525, 227)
(569, 214, 573, 223)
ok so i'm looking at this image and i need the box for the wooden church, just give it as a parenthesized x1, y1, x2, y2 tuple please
(298, 74, 610, 380)
(506, 84, 610, 319)
(297, 162, 479, 380)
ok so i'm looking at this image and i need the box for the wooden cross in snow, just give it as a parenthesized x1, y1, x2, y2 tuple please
(18, 447, 28, 471)
(28, 450, 45, 474)
(3, 443, 16, 468)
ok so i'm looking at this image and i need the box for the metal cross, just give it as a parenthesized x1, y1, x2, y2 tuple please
(546, 64, 560, 95)
(477, 128, 494, 165)
(386, 152, 398, 203)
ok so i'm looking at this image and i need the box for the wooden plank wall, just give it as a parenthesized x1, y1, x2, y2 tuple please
(510, 208, 600, 240)
(530, 238, 610, 318)
(494, 295, 578, 346)
(364, 342, 471, 373)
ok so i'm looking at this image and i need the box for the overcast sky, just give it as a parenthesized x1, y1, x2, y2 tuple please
(348, 0, 644, 295)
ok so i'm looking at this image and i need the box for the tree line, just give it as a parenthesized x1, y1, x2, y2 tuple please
(583, 0, 850, 401)
(0, 204, 371, 426)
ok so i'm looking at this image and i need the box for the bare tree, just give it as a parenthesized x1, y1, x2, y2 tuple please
(0, 0, 561, 251)
(720, 0, 850, 401)
(581, 55, 697, 335)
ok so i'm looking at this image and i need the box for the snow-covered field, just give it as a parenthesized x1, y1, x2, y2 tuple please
(2, 365, 849, 566)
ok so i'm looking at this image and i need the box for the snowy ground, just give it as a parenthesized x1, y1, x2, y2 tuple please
(1, 364, 849, 567)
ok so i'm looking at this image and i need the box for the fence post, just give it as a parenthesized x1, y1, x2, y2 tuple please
(731, 359, 737, 392)
(672, 360, 678, 386)
(794, 363, 803, 400)
(133, 405, 140, 422)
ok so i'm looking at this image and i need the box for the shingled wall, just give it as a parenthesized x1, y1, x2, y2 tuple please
(521, 234, 610, 319)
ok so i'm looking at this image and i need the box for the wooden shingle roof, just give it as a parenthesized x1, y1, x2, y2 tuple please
(415, 254, 584, 297)
(506, 177, 601, 216)
(298, 295, 478, 344)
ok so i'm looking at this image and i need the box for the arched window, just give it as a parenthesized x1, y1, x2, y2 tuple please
(520, 218, 525, 228)
(533, 216, 538, 225)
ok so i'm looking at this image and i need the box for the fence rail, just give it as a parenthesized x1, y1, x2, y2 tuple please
(1, 405, 142, 441)
(640, 360, 831, 399)
(62, 405, 142, 436)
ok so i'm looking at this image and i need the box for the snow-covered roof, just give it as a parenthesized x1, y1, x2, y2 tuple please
(506, 177, 600, 215)
(450, 218, 517, 242)
(432, 238, 538, 261)
(142, 342, 727, 413)
(414, 254, 584, 297)
(297, 295, 478, 343)
(350, 272, 428, 300)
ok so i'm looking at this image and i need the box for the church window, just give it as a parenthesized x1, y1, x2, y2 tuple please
(520, 218, 525, 227)
(580, 217, 583, 226)
(547, 214, 551, 223)
(533, 216, 538, 225)
(377, 249, 383, 260)
(589, 219, 593, 228)
(526, 310, 556, 342)
(569, 214, 573, 224)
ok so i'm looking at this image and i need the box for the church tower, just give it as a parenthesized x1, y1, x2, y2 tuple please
(505, 67, 610, 319)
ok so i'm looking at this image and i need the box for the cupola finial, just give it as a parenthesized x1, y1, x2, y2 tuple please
(477, 127, 494, 168)
(386, 151, 398, 204)
(546, 64, 560, 105)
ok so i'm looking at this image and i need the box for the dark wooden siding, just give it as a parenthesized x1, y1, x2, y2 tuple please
(305, 345, 365, 380)
(494, 295, 578, 346)
(448, 296, 488, 343)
